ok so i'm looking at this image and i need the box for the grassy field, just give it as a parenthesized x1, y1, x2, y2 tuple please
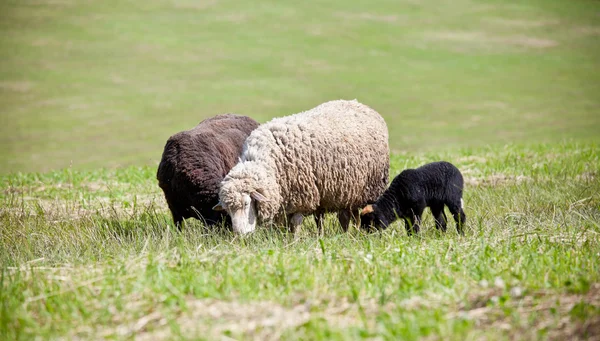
(1, 142, 599, 340)
(1, 0, 600, 173)
(1, 0, 600, 340)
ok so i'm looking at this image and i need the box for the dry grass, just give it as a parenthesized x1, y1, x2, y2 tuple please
(454, 283, 600, 340)
(424, 31, 558, 49)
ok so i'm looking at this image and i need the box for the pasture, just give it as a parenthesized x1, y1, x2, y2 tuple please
(1, 0, 599, 340)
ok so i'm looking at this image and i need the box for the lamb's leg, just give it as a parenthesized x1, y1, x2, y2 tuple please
(403, 215, 421, 236)
(447, 198, 466, 235)
(403, 218, 413, 235)
(337, 210, 352, 232)
(405, 204, 425, 235)
(430, 203, 447, 232)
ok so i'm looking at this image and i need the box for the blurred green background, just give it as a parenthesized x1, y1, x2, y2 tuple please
(1, 0, 599, 174)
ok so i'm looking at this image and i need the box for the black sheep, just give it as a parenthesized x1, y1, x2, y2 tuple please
(157, 114, 259, 229)
(360, 161, 466, 235)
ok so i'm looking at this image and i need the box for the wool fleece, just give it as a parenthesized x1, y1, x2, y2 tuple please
(218, 99, 389, 233)
(157, 114, 259, 228)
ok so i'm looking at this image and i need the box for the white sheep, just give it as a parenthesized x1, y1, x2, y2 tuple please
(213, 99, 390, 234)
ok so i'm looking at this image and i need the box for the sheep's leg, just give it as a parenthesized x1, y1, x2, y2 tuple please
(314, 211, 325, 235)
(430, 203, 447, 232)
(447, 199, 466, 235)
(288, 213, 304, 234)
(286, 214, 294, 233)
(337, 210, 352, 232)
(173, 213, 184, 231)
(351, 209, 361, 226)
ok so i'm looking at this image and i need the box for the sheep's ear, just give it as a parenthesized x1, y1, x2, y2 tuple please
(251, 191, 267, 202)
(213, 202, 225, 211)
(361, 205, 374, 215)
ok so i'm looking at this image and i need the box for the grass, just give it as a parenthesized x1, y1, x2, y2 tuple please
(1, 141, 599, 340)
(1, 0, 600, 339)
(1, 0, 599, 173)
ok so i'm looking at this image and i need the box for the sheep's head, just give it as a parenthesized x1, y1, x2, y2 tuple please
(213, 189, 265, 234)
(213, 162, 277, 234)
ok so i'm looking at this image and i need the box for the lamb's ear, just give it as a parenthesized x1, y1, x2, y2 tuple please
(250, 191, 267, 202)
(361, 205, 374, 215)
(212, 202, 225, 211)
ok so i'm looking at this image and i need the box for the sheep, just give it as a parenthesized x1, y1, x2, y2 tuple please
(213, 99, 389, 234)
(157, 114, 259, 229)
(360, 161, 466, 235)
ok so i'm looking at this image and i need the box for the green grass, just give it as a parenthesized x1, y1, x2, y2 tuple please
(1, 142, 599, 340)
(1, 0, 600, 339)
(1, 0, 599, 173)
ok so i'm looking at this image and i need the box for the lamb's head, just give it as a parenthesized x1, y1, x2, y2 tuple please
(360, 204, 390, 231)
(213, 162, 277, 234)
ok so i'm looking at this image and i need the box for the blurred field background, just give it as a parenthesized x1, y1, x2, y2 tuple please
(1, 0, 600, 340)
(1, 0, 599, 174)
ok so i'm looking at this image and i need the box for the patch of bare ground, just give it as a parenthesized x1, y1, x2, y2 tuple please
(109, 74, 127, 85)
(464, 173, 532, 187)
(0, 81, 34, 93)
(334, 12, 400, 23)
(281, 58, 338, 72)
(575, 171, 596, 182)
(575, 26, 600, 36)
(81, 284, 600, 340)
(3, 188, 166, 221)
(9, 180, 121, 196)
(488, 18, 560, 28)
(171, 0, 217, 11)
(464, 101, 510, 111)
(305, 25, 324, 36)
(30, 38, 73, 48)
(424, 31, 558, 49)
(504, 36, 558, 48)
(134, 43, 161, 54)
(261, 98, 281, 107)
(304, 59, 340, 72)
(456, 155, 488, 164)
(25, 0, 75, 6)
(452, 283, 600, 341)
(215, 13, 250, 23)
(548, 231, 598, 248)
(105, 296, 392, 340)
(468, 3, 534, 14)
(461, 169, 595, 187)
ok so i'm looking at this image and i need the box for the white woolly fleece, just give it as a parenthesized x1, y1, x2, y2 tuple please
(219, 99, 390, 229)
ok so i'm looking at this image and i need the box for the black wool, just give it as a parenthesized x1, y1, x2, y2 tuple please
(361, 161, 466, 235)
(157, 114, 259, 229)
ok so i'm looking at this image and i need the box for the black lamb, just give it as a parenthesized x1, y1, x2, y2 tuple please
(157, 114, 259, 229)
(360, 161, 466, 235)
